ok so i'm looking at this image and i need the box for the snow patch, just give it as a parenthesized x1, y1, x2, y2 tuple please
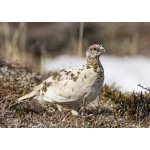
(42, 55, 150, 92)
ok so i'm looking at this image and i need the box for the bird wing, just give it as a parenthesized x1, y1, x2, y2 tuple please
(18, 64, 93, 104)
(42, 65, 94, 103)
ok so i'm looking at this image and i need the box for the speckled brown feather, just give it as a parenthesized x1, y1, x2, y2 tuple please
(17, 44, 106, 115)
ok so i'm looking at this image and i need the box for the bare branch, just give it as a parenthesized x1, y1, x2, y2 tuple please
(137, 84, 150, 92)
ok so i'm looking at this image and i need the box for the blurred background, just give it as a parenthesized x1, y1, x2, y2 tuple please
(0, 22, 150, 68)
(0, 22, 150, 92)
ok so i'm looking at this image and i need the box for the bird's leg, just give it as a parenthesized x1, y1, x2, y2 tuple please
(71, 109, 79, 116)
(82, 98, 86, 114)
(56, 104, 63, 112)
(98, 94, 101, 107)
(90, 96, 100, 108)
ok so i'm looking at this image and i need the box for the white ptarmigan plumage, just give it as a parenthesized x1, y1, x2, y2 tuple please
(17, 44, 106, 115)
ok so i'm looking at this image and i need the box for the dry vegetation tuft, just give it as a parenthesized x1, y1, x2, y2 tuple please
(0, 60, 150, 128)
(1, 22, 150, 127)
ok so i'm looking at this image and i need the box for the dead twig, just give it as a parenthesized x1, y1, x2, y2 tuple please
(78, 22, 84, 57)
(137, 84, 150, 92)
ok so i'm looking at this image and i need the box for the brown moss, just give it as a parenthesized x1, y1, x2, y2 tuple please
(103, 84, 150, 120)
(1, 60, 150, 128)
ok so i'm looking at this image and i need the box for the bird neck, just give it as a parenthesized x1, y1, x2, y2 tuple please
(86, 56, 101, 70)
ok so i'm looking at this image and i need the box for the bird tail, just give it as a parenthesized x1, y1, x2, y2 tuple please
(8, 90, 37, 108)
(18, 90, 37, 102)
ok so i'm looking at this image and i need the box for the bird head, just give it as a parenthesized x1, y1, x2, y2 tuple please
(86, 44, 106, 58)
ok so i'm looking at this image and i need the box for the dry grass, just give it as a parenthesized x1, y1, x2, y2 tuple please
(0, 60, 150, 128)
(0, 23, 150, 127)
(1, 23, 40, 71)
(78, 22, 84, 57)
(0, 22, 150, 73)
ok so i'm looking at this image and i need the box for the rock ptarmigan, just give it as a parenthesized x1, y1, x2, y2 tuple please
(17, 44, 106, 115)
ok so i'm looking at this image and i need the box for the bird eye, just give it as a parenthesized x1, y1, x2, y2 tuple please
(94, 48, 96, 50)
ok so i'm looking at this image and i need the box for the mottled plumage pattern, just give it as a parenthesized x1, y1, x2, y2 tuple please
(17, 44, 106, 115)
